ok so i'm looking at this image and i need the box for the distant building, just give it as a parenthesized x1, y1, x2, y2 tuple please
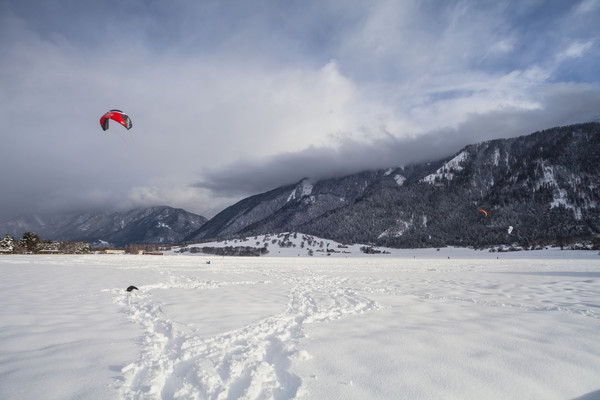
(105, 249, 126, 255)
(37, 249, 60, 254)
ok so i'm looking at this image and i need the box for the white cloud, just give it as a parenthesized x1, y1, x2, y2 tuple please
(559, 40, 595, 60)
(574, 0, 600, 15)
(0, 0, 599, 221)
(197, 81, 600, 201)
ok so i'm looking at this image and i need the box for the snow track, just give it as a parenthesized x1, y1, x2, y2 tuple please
(113, 269, 379, 399)
(2, 254, 600, 400)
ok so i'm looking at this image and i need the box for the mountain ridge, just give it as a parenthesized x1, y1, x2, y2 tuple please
(187, 122, 600, 247)
(3, 123, 599, 248)
(0, 206, 207, 247)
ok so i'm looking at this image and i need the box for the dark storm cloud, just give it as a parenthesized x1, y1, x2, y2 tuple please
(197, 83, 600, 197)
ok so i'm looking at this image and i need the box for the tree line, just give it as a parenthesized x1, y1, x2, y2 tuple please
(0, 232, 92, 254)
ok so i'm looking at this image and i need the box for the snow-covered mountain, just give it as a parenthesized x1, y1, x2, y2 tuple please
(3, 123, 599, 248)
(0, 206, 207, 246)
(186, 169, 435, 241)
(188, 123, 600, 247)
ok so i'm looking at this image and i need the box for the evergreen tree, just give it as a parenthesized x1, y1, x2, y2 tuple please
(18, 232, 40, 253)
(0, 234, 15, 253)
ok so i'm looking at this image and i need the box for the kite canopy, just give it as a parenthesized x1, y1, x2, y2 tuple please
(100, 109, 132, 131)
(478, 209, 488, 217)
(126, 285, 139, 292)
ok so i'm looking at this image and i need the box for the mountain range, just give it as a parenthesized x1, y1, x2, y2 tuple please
(2, 123, 599, 248)
(186, 122, 600, 248)
(0, 206, 207, 247)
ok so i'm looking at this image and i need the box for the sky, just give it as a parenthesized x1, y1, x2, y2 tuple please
(1, 0, 599, 221)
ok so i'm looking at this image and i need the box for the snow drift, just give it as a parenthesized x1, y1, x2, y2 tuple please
(1, 251, 599, 399)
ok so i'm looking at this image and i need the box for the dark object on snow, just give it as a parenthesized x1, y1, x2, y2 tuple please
(126, 285, 139, 292)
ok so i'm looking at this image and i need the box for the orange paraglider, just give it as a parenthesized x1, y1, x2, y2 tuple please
(478, 209, 488, 217)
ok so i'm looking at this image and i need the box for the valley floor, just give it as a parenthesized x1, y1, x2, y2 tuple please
(1, 252, 599, 399)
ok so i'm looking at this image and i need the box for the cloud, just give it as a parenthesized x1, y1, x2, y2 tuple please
(574, 0, 600, 15)
(0, 0, 599, 221)
(196, 82, 600, 198)
(559, 40, 595, 60)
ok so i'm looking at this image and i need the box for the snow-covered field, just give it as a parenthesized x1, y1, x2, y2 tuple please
(169, 232, 599, 260)
(1, 250, 599, 399)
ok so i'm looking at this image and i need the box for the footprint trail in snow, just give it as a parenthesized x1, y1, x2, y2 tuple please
(112, 269, 379, 399)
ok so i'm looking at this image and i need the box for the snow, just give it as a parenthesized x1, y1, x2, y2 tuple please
(540, 162, 557, 185)
(551, 188, 570, 208)
(492, 148, 501, 166)
(1, 249, 600, 400)
(287, 181, 313, 203)
(394, 174, 406, 186)
(378, 221, 411, 239)
(287, 191, 296, 202)
(422, 151, 468, 184)
(536, 163, 585, 218)
(301, 182, 313, 197)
